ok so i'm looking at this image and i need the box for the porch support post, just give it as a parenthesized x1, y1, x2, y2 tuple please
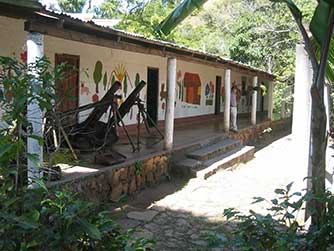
(27, 32, 44, 183)
(251, 76, 258, 125)
(224, 69, 231, 132)
(267, 81, 274, 120)
(292, 44, 313, 193)
(324, 84, 331, 132)
(164, 57, 176, 150)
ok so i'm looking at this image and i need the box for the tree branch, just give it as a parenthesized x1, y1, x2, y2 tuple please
(288, 8, 319, 75)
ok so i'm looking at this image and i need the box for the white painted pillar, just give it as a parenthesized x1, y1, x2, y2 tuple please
(27, 32, 44, 182)
(267, 81, 274, 120)
(224, 69, 231, 132)
(292, 44, 313, 191)
(164, 58, 176, 150)
(324, 84, 331, 132)
(251, 76, 258, 125)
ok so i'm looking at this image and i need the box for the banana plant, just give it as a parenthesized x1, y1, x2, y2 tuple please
(157, 0, 334, 244)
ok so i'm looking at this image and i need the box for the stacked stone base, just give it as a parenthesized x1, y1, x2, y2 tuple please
(52, 154, 169, 203)
(50, 118, 291, 203)
(230, 118, 291, 144)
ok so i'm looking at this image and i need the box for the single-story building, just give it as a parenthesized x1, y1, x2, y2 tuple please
(0, 1, 285, 200)
(0, 1, 274, 134)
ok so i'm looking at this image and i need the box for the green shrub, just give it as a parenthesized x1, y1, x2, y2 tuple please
(221, 182, 334, 251)
(0, 56, 153, 251)
(0, 183, 153, 250)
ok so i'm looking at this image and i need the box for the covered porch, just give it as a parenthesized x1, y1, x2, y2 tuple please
(59, 113, 272, 182)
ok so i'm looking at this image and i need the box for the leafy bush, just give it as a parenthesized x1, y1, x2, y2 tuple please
(222, 182, 334, 251)
(0, 184, 153, 250)
(0, 56, 152, 250)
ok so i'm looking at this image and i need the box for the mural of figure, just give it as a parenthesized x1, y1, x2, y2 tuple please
(80, 82, 90, 95)
(205, 81, 215, 106)
(160, 83, 167, 110)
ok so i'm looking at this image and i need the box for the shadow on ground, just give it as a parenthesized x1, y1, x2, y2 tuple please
(104, 128, 293, 250)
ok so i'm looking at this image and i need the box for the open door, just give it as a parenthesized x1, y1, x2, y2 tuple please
(55, 54, 79, 126)
(147, 68, 159, 127)
(215, 76, 222, 115)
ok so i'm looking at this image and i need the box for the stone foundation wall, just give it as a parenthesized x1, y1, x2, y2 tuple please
(50, 118, 290, 203)
(51, 154, 169, 203)
(230, 118, 291, 144)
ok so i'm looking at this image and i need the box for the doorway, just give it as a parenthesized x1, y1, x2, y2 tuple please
(55, 54, 80, 126)
(147, 68, 159, 127)
(215, 76, 222, 115)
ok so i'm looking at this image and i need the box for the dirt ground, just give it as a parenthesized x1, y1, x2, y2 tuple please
(108, 127, 334, 250)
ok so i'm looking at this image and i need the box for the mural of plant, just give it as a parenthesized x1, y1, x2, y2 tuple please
(103, 72, 108, 90)
(124, 75, 128, 96)
(114, 64, 126, 82)
(93, 61, 103, 93)
(135, 73, 140, 87)
(113, 64, 127, 96)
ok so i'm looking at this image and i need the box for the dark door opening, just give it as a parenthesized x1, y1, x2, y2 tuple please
(147, 68, 159, 127)
(215, 76, 222, 115)
(55, 54, 80, 126)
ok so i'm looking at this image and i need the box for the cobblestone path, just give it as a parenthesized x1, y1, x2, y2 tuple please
(114, 134, 334, 250)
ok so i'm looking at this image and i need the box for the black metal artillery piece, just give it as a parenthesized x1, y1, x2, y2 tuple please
(50, 80, 164, 165)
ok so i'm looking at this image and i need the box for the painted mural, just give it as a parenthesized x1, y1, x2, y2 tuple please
(160, 83, 167, 110)
(20, 45, 27, 63)
(183, 72, 201, 105)
(80, 82, 90, 95)
(205, 81, 215, 106)
(90, 61, 140, 104)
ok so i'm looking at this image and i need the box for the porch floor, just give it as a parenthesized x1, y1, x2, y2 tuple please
(58, 114, 269, 182)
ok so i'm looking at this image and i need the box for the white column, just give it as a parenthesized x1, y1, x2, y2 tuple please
(324, 84, 331, 132)
(267, 81, 274, 120)
(27, 32, 44, 182)
(251, 76, 258, 125)
(224, 69, 231, 132)
(292, 44, 313, 192)
(164, 58, 176, 150)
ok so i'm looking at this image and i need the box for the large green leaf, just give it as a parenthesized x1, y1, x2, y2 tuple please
(156, 0, 207, 35)
(78, 219, 102, 240)
(324, 0, 334, 8)
(310, 1, 331, 47)
(311, 36, 334, 83)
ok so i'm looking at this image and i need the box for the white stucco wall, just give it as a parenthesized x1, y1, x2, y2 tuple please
(44, 36, 167, 125)
(0, 16, 270, 127)
(0, 17, 27, 58)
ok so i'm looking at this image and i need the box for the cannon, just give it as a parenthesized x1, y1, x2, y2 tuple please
(70, 80, 147, 150)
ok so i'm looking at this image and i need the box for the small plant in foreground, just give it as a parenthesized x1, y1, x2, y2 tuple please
(222, 182, 334, 251)
(0, 56, 153, 250)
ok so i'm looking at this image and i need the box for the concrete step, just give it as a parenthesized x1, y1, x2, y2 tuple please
(193, 146, 255, 179)
(171, 133, 229, 161)
(174, 158, 202, 177)
(186, 138, 241, 161)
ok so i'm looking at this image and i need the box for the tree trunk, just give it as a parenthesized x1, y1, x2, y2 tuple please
(310, 85, 327, 250)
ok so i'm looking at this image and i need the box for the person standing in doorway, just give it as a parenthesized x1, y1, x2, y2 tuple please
(230, 86, 238, 132)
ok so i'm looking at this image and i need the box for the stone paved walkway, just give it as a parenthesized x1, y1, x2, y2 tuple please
(115, 133, 334, 250)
